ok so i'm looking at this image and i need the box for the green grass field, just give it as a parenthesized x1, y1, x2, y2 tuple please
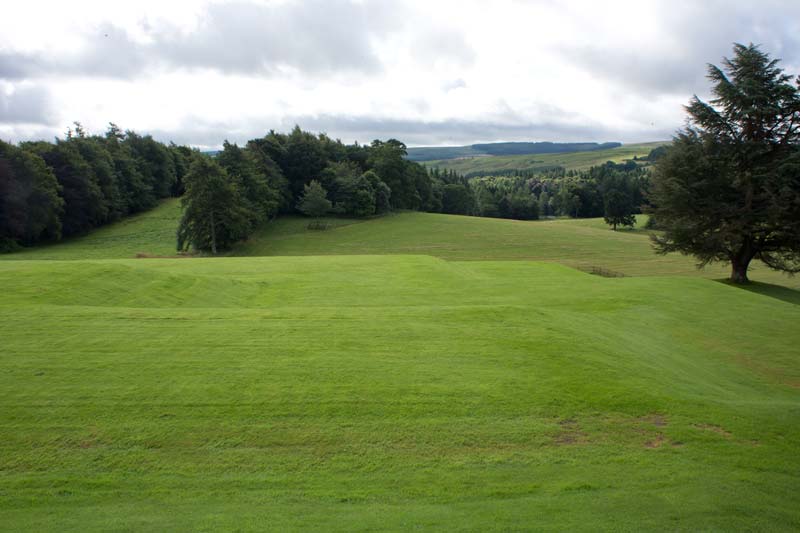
(424, 142, 667, 176)
(7, 199, 796, 289)
(2, 201, 799, 530)
(0, 199, 185, 260)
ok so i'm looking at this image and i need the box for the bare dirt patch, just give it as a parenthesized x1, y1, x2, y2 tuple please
(638, 414, 668, 427)
(694, 424, 732, 438)
(135, 252, 195, 258)
(553, 418, 587, 445)
(734, 355, 800, 389)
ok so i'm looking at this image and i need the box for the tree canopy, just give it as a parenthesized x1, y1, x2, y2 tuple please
(602, 174, 637, 230)
(649, 43, 800, 283)
(177, 157, 251, 254)
(3, 123, 658, 255)
(297, 180, 332, 219)
(1, 123, 193, 251)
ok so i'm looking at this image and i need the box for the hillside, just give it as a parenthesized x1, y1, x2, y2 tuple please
(406, 141, 622, 162)
(2, 199, 800, 530)
(0, 199, 183, 260)
(2, 254, 800, 530)
(424, 141, 667, 176)
(6, 199, 798, 291)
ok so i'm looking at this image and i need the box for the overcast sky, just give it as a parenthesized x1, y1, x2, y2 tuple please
(1, 0, 799, 149)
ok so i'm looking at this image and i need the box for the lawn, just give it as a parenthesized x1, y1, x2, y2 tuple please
(0, 199, 184, 260)
(5, 199, 798, 290)
(2, 198, 800, 530)
(1, 255, 799, 530)
(423, 142, 667, 176)
(239, 212, 800, 289)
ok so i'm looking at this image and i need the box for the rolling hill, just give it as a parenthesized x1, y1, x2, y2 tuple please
(406, 141, 622, 162)
(2, 253, 799, 530)
(5, 198, 798, 291)
(1, 195, 799, 531)
(423, 141, 668, 177)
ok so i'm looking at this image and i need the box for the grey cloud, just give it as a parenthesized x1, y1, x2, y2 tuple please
(146, 113, 672, 150)
(0, 24, 147, 80)
(0, 125, 61, 144)
(147, 118, 275, 149)
(558, 1, 800, 96)
(0, 0, 401, 80)
(442, 78, 467, 92)
(154, 0, 391, 76)
(0, 51, 42, 79)
(0, 86, 55, 125)
(68, 24, 150, 79)
(289, 115, 671, 146)
(412, 28, 476, 68)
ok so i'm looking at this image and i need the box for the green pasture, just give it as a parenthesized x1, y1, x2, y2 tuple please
(1, 256, 799, 530)
(1, 191, 799, 530)
(4, 199, 798, 289)
(423, 142, 667, 176)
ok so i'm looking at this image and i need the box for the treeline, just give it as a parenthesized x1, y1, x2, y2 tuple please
(0, 124, 447, 253)
(0, 123, 192, 251)
(1, 123, 655, 254)
(429, 160, 650, 228)
(462, 165, 563, 179)
(177, 127, 445, 252)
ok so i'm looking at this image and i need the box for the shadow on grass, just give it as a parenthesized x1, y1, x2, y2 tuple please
(717, 279, 800, 306)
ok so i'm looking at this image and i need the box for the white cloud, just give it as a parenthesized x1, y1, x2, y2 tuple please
(0, 82, 55, 125)
(0, 0, 798, 148)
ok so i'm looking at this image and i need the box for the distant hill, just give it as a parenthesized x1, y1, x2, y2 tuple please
(423, 141, 669, 177)
(406, 141, 622, 162)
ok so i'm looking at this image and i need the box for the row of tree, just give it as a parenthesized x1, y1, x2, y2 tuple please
(428, 160, 649, 229)
(1, 124, 449, 253)
(0, 124, 192, 251)
(2, 118, 652, 255)
(0, 124, 658, 261)
(176, 129, 444, 251)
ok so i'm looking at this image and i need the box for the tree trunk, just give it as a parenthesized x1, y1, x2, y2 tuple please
(730, 259, 750, 283)
(613, 222, 617, 231)
(210, 210, 217, 255)
(730, 240, 755, 284)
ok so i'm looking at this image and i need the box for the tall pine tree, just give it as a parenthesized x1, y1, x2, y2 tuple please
(650, 44, 800, 283)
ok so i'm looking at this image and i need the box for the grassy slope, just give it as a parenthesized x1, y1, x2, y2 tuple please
(4, 199, 798, 290)
(239, 213, 800, 289)
(1, 256, 799, 531)
(1, 199, 184, 260)
(424, 141, 667, 175)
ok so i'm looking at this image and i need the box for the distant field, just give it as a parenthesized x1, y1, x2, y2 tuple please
(5, 199, 799, 290)
(2, 255, 799, 530)
(424, 141, 668, 176)
(406, 141, 622, 162)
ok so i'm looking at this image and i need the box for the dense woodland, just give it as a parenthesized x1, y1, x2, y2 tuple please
(0, 124, 193, 252)
(433, 159, 651, 226)
(1, 123, 651, 253)
(0, 126, 437, 252)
